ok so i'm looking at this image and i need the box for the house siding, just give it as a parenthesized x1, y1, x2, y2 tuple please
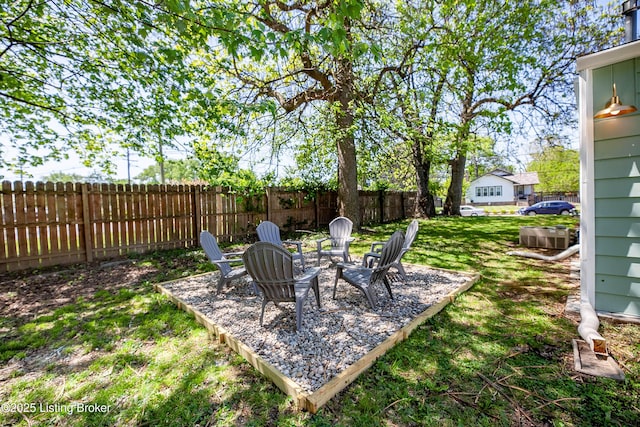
(593, 59, 640, 316)
(466, 175, 514, 204)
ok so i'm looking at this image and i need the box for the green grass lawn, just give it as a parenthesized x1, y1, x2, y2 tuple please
(0, 215, 638, 426)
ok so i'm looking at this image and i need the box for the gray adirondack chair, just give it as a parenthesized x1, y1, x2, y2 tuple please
(361, 219, 419, 280)
(316, 216, 355, 266)
(256, 221, 306, 270)
(200, 231, 248, 292)
(242, 242, 321, 331)
(333, 230, 405, 309)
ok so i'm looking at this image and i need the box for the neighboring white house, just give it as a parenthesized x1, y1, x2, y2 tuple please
(465, 169, 539, 205)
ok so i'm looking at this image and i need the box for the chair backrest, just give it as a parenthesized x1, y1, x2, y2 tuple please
(328, 216, 353, 247)
(242, 242, 296, 301)
(200, 231, 231, 276)
(256, 221, 283, 246)
(371, 231, 405, 283)
(403, 219, 419, 251)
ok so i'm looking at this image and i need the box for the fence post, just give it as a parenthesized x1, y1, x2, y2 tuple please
(192, 185, 201, 247)
(265, 187, 271, 221)
(314, 190, 319, 230)
(81, 183, 93, 263)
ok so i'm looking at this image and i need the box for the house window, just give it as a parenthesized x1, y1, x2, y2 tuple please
(475, 186, 503, 198)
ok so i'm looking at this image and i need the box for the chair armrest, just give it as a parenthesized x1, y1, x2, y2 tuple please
(296, 267, 320, 283)
(283, 240, 303, 252)
(336, 261, 360, 271)
(368, 241, 385, 252)
(214, 258, 244, 266)
(316, 237, 330, 250)
(223, 251, 244, 257)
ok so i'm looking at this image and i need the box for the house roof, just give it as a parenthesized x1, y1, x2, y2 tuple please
(502, 172, 539, 185)
(471, 169, 540, 185)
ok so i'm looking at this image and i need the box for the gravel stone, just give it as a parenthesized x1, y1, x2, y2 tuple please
(159, 254, 471, 393)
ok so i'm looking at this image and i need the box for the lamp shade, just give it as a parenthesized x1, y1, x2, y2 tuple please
(594, 83, 637, 119)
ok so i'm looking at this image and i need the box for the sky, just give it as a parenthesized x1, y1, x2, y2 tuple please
(2, 143, 156, 183)
(1, 140, 284, 183)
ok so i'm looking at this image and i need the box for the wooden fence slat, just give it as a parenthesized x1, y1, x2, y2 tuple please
(1, 182, 414, 271)
(81, 184, 93, 262)
(0, 185, 6, 270)
(13, 182, 28, 268)
(68, 183, 82, 262)
(140, 184, 149, 250)
(44, 182, 58, 260)
(1, 182, 17, 270)
(137, 184, 145, 249)
(55, 183, 68, 262)
(104, 183, 114, 253)
(92, 183, 104, 259)
(25, 182, 39, 267)
(34, 182, 47, 261)
(124, 184, 135, 250)
(149, 185, 158, 246)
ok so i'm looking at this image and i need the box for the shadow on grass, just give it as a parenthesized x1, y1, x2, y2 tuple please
(3, 216, 638, 426)
(317, 216, 639, 426)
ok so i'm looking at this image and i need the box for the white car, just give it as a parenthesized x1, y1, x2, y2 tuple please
(460, 205, 486, 217)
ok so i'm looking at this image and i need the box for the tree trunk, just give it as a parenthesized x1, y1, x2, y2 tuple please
(412, 140, 436, 218)
(334, 57, 360, 229)
(443, 152, 466, 216)
(444, 87, 473, 216)
(335, 108, 359, 229)
(409, 74, 445, 218)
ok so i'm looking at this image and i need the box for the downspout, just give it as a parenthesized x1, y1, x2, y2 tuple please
(508, 244, 608, 355)
(507, 244, 579, 261)
(578, 303, 607, 355)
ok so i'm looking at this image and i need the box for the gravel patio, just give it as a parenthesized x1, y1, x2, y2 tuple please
(158, 253, 476, 394)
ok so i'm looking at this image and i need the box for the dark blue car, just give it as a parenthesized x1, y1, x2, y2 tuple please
(518, 201, 577, 216)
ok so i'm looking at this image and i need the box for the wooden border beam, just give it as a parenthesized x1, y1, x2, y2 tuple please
(154, 268, 480, 413)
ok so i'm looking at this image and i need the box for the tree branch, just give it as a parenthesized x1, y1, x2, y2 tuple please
(0, 91, 69, 119)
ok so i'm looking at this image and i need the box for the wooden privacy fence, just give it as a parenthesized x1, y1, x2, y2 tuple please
(0, 181, 415, 272)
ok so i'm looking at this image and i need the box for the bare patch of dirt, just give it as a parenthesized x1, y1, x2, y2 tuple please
(0, 261, 161, 321)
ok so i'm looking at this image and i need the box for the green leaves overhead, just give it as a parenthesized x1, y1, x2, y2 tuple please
(0, 0, 620, 214)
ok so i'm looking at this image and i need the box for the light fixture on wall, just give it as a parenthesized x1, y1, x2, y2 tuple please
(594, 83, 637, 119)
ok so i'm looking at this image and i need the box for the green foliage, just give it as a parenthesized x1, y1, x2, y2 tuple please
(466, 135, 513, 181)
(40, 172, 87, 183)
(134, 158, 201, 184)
(527, 144, 580, 192)
(0, 0, 199, 171)
(0, 0, 623, 217)
(192, 142, 269, 194)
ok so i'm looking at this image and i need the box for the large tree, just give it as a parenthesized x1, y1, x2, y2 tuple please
(527, 143, 579, 193)
(195, 0, 389, 229)
(0, 0, 209, 174)
(439, 0, 620, 215)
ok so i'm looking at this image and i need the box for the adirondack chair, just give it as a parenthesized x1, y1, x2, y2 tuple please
(256, 221, 306, 270)
(242, 242, 321, 331)
(200, 231, 248, 292)
(333, 230, 405, 309)
(316, 216, 355, 266)
(361, 219, 419, 280)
